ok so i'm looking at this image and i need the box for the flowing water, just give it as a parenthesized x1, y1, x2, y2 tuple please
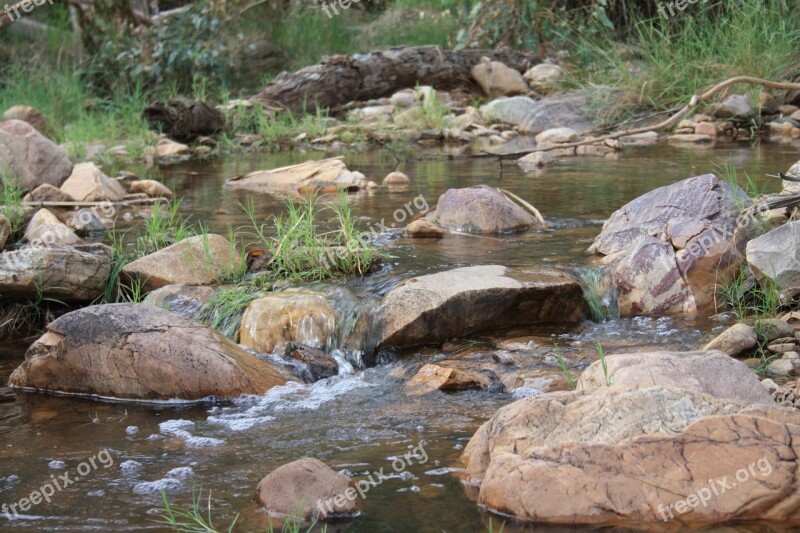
(1, 142, 798, 532)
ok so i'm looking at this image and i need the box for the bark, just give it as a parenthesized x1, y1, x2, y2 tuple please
(249, 45, 539, 114)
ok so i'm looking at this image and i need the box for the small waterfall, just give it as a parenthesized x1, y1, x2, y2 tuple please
(323, 285, 383, 370)
(574, 265, 620, 322)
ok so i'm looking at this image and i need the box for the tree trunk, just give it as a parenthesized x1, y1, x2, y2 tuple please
(249, 45, 540, 114)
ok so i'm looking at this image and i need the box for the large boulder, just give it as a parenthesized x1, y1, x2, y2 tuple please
(121, 234, 242, 294)
(378, 265, 583, 348)
(255, 458, 361, 521)
(577, 350, 774, 405)
(423, 185, 540, 234)
(8, 304, 293, 400)
(461, 386, 800, 527)
(590, 174, 748, 316)
(746, 220, 800, 298)
(0, 119, 72, 190)
(240, 290, 335, 353)
(225, 157, 368, 194)
(0, 243, 111, 302)
(59, 162, 126, 202)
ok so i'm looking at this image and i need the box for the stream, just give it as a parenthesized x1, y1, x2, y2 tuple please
(1, 142, 798, 532)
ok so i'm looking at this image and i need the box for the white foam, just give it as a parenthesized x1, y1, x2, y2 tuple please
(167, 467, 193, 479)
(48, 460, 66, 470)
(133, 478, 181, 495)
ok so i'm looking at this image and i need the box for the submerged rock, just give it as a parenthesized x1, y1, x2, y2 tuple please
(590, 174, 748, 316)
(122, 234, 242, 294)
(378, 265, 583, 348)
(225, 157, 368, 194)
(240, 290, 335, 354)
(60, 162, 127, 202)
(406, 363, 492, 395)
(0, 119, 73, 191)
(746, 220, 800, 299)
(577, 349, 773, 405)
(284, 343, 339, 382)
(0, 243, 111, 302)
(423, 185, 540, 234)
(8, 303, 293, 400)
(461, 386, 800, 527)
(255, 457, 361, 521)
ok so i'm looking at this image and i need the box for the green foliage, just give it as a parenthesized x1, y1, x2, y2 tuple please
(554, 344, 577, 390)
(717, 268, 786, 323)
(243, 193, 375, 282)
(0, 180, 26, 239)
(196, 286, 261, 341)
(596, 342, 613, 387)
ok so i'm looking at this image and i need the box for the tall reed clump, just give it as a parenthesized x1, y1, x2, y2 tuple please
(243, 193, 375, 282)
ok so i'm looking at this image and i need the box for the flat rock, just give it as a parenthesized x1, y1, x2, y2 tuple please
(8, 303, 292, 400)
(378, 265, 583, 348)
(577, 349, 773, 405)
(129, 180, 173, 199)
(461, 386, 800, 527)
(0, 243, 111, 302)
(424, 185, 540, 234)
(0, 119, 72, 191)
(225, 157, 368, 194)
(406, 363, 492, 395)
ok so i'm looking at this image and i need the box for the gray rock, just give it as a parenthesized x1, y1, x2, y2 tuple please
(0, 120, 73, 191)
(425, 184, 540, 234)
(713, 94, 755, 119)
(746, 220, 800, 298)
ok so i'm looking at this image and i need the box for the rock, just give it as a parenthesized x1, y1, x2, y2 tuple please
(668, 133, 713, 144)
(0, 243, 111, 302)
(694, 121, 718, 137)
(471, 60, 528, 98)
(461, 386, 800, 527)
(122, 234, 242, 294)
(590, 174, 747, 316)
(8, 303, 292, 400)
(760, 91, 779, 114)
(517, 151, 554, 170)
(3, 105, 51, 135)
(143, 98, 226, 142)
(746, 221, 800, 298)
(60, 163, 126, 202)
(703, 323, 758, 356)
(405, 219, 447, 237)
(24, 208, 80, 246)
(769, 343, 797, 354)
(577, 350, 773, 405)
(713, 94, 756, 119)
(240, 290, 335, 354)
(129, 180, 173, 199)
(284, 343, 338, 382)
(618, 131, 658, 145)
(225, 157, 368, 194)
(22, 184, 75, 203)
(383, 171, 411, 187)
(762, 377, 780, 393)
(534, 127, 577, 145)
(768, 357, 800, 377)
(142, 284, 217, 322)
(769, 121, 800, 140)
(378, 265, 583, 348)
(522, 63, 563, 93)
(424, 185, 540, 234)
(0, 214, 10, 251)
(480, 97, 539, 128)
(759, 318, 795, 342)
(0, 119, 73, 191)
(256, 458, 361, 521)
(390, 90, 417, 108)
(155, 138, 190, 158)
(406, 363, 492, 395)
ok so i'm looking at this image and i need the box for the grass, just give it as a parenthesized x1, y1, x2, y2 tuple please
(242, 193, 375, 282)
(0, 180, 27, 240)
(555, 344, 577, 390)
(716, 268, 784, 323)
(196, 286, 261, 341)
(574, 266, 619, 322)
(566, 0, 800, 114)
(394, 88, 451, 130)
(596, 342, 613, 387)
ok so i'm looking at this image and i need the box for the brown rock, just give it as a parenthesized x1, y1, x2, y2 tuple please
(240, 290, 334, 354)
(668, 133, 713, 143)
(255, 458, 361, 521)
(694, 121, 718, 137)
(405, 219, 447, 237)
(226, 157, 368, 194)
(23, 208, 80, 246)
(461, 386, 800, 527)
(516, 151, 554, 170)
(129, 180, 174, 199)
(3, 105, 51, 135)
(22, 184, 75, 203)
(0, 243, 111, 302)
(121, 234, 242, 293)
(8, 303, 292, 400)
(142, 284, 217, 322)
(703, 323, 758, 356)
(0, 214, 10, 251)
(0, 119, 73, 191)
(406, 363, 491, 395)
(578, 349, 773, 405)
(382, 171, 411, 188)
(425, 185, 540, 234)
(285, 343, 338, 382)
(155, 138, 190, 157)
(378, 265, 583, 348)
(60, 163, 126, 202)
(472, 60, 528, 98)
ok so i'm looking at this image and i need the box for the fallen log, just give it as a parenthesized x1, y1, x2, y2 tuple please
(249, 45, 539, 114)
